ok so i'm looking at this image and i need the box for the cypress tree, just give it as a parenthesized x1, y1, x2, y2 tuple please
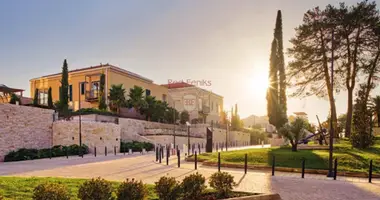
(48, 87, 53, 109)
(60, 59, 69, 115)
(33, 88, 39, 106)
(267, 39, 278, 127)
(275, 10, 287, 124)
(98, 73, 107, 110)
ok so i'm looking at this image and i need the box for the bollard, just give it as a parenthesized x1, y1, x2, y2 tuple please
(94, 147, 97, 157)
(166, 148, 169, 166)
(177, 150, 181, 168)
(123, 145, 126, 156)
(334, 158, 337, 180)
(369, 160, 373, 183)
(302, 159, 305, 178)
(156, 147, 159, 161)
(218, 152, 221, 172)
(272, 156, 275, 176)
(49, 148, 52, 159)
(159, 148, 162, 163)
(66, 147, 68, 159)
(105, 146, 107, 156)
(114, 146, 116, 156)
(195, 152, 198, 170)
(161, 147, 164, 159)
(244, 153, 247, 174)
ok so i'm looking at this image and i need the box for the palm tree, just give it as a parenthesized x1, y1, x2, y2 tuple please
(109, 84, 126, 114)
(141, 95, 156, 121)
(371, 96, 380, 127)
(127, 86, 145, 113)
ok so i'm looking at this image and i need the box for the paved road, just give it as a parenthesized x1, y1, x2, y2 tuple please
(1, 152, 380, 200)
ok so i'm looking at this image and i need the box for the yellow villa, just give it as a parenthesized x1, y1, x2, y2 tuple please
(30, 63, 168, 111)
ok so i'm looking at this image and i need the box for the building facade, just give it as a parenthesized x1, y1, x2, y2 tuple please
(30, 64, 168, 110)
(162, 82, 223, 124)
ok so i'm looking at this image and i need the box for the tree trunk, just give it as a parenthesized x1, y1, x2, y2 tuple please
(345, 88, 353, 138)
(291, 144, 297, 152)
(377, 113, 380, 127)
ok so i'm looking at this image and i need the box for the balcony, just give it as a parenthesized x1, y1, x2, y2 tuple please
(85, 90, 99, 102)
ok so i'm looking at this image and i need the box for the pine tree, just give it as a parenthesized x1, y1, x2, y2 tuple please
(47, 87, 53, 109)
(33, 88, 39, 106)
(276, 10, 287, 125)
(60, 59, 69, 116)
(98, 73, 107, 110)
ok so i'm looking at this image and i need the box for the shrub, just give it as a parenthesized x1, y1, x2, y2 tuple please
(209, 172, 236, 198)
(32, 182, 70, 200)
(181, 173, 206, 200)
(116, 178, 147, 200)
(4, 144, 89, 162)
(4, 148, 39, 162)
(120, 141, 154, 152)
(155, 176, 182, 200)
(78, 177, 113, 200)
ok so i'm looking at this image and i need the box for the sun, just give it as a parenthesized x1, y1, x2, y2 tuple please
(250, 74, 269, 95)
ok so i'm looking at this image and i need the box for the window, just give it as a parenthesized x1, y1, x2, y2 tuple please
(38, 90, 48, 105)
(80, 82, 86, 95)
(68, 85, 73, 101)
(146, 89, 151, 96)
(216, 103, 219, 113)
(90, 81, 99, 98)
(162, 94, 167, 102)
(211, 101, 214, 111)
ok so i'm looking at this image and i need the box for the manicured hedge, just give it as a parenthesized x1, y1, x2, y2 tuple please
(120, 141, 154, 152)
(71, 108, 118, 116)
(4, 144, 89, 162)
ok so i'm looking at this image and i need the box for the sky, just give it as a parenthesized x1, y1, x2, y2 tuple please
(1, 0, 378, 124)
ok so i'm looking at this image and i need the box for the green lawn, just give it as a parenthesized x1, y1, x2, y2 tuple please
(198, 138, 380, 174)
(0, 177, 157, 200)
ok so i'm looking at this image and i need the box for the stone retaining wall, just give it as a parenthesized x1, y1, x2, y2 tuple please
(0, 104, 54, 161)
(53, 121, 120, 154)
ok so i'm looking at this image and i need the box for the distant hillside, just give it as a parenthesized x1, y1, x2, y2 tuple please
(241, 115, 269, 128)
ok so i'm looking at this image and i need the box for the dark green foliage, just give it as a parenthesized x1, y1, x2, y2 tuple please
(180, 111, 190, 124)
(126, 85, 145, 112)
(351, 85, 374, 149)
(276, 10, 287, 122)
(278, 117, 308, 151)
(181, 172, 206, 200)
(9, 93, 20, 104)
(120, 141, 154, 152)
(371, 96, 380, 127)
(249, 128, 269, 145)
(48, 87, 53, 109)
(165, 107, 179, 124)
(109, 84, 126, 113)
(99, 73, 107, 110)
(32, 182, 70, 200)
(72, 108, 118, 116)
(209, 172, 236, 199)
(78, 177, 113, 200)
(116, 178, 147, 200)
(4, 145, 89, 162)
(59, 59, 69, 116)
(33, 88, 39, 106)
(154, 176, 182, 200)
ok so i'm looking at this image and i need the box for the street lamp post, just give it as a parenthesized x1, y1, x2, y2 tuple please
(173, 101, 176, 147)
(327, 30, 335, 177)
(186, 122, 191, 155)
(78, 82, 82, 147)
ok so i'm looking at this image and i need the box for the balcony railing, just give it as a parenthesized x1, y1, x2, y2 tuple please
(85, 90, 99, 102)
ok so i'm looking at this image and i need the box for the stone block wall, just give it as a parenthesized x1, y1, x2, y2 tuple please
(53, 121, 121, 154)
(0, 104, 54, 161)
